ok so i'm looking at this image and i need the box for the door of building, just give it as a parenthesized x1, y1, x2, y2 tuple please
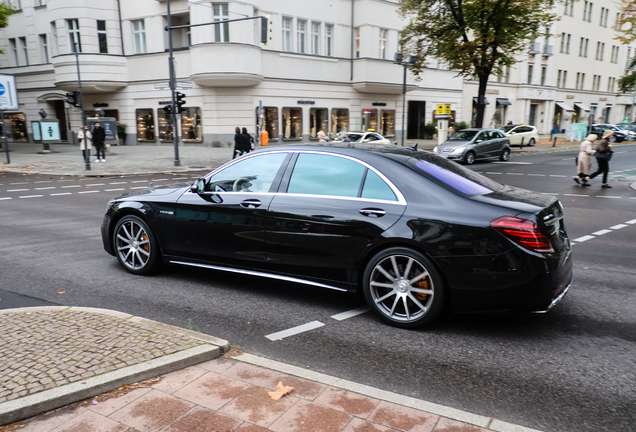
(529, 104, 537, 126)
(53, 100, 68, 141)
(407, 101, 426, 139)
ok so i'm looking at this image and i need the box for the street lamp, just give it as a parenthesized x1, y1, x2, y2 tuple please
(395, 53, 418, 146)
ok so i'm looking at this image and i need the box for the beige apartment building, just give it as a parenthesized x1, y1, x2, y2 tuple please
(0, 0, 632, 146)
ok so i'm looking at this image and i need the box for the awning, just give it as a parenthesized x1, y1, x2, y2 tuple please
(555, 101, 575, 112)
(473, 97, 490, 105)
(496, 98, 512, 106)
(574, 102, 590, 111)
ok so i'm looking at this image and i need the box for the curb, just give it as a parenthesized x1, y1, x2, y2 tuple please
(0, 307, 229, 426)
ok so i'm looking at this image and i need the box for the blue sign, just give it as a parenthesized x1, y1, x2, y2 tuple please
(0, 83, 5, 95)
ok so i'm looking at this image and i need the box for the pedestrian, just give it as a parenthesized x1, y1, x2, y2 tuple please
(233, 127, 242, 159)
(507, 120, 513, 125)
(588, 130, 614, 188)
(574, 133, 597, 186)
(240, 127, 254, 154)
(317, 130, 327, 142)
(77, 125, 92, 162)
(92, 122, 106, 163)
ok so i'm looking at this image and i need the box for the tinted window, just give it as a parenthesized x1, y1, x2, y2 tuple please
(449, 130, 478, 140)
(476, 132, 490, 141)
(287, 153, 365, 197)
(206, 153, 287, 192)
(499, 125, 516, 132)
(361, 170, 397, 201)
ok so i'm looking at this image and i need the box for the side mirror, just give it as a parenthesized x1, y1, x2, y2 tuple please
(191, 178, 206, 194)
(475, 139, 483, 143)
(509, 131, 516, 134)
(362, 139, 370, 143)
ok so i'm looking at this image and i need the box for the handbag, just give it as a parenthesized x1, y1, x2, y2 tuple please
(596, 151, 612, 161)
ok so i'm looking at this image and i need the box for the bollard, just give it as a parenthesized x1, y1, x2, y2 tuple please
(553, 136, 557, 147)
(520, 137, 524, 149)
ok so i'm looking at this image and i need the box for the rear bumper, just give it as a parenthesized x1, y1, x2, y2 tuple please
(531, 277, 572, 313)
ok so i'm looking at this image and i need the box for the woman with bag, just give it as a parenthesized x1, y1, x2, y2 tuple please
(232, 127, 242, 159)
(588, 129, 614, 188)
(77, 125, 92, 162)
(574, 133, 597, 186)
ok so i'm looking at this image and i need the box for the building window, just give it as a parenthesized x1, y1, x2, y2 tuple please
(557, 70, 562, 88)
(564, 0, 574, 16)
(158, 109, 173, 142)
(355, 27, 360, 58)
(583, 1, 592, 22)
(565, 34, 570, 54)
(380, 110, 395, 137)
(560, 32, 566, 53)
(595, 41, 604, 60)
(6, 113, 27, 142)
(282, 17, 292, 52)
(213, 3, 229, 42)
(67, 19, 81, 53)
(379, 28, 387, 59)
(282, 107, 302, 140)
(592, 75, 599, 91)
(36, 0, 45, 6)
(96, 20, 108, 53)
(132, 19, 146, 54)
(311, 22, 320, 55)
(600, 7, 608, 27)
(505, 66, 510, 83)
(136, 109, 155, 142)
(578, 37, 584, 56)
(330, 109, 349, 138)
(527, 64, 533, 85)
(583, 38, 589, 57)
(361, 108, 378, 132)
(39, 34, 49, 63)
(297, 19, 307, 54)
(19, 37, 28, 66)
(325, 24, 333, 56)
(309, 108, 328, 139)
(255, 107, 279, 140)
(181, 107, 202, 142)
(562, 71, 567, 88)
(8, 0, 21, 11)
(541, 66, 546, 86)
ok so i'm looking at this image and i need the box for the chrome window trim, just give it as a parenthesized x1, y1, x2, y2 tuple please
(170, 261, 347, 292)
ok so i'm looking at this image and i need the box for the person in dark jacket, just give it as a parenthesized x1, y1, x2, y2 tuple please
(233, 127, 242, 159)
(240, 127, 254, 155)
(588, 129, 614, 188)
(92, 122, 106, 163)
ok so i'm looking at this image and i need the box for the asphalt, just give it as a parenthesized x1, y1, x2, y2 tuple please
(0, 136, 623, 432)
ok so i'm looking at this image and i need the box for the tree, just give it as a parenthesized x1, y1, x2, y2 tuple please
(398, 0, 556, 127)
(0, 2, 14, 51)
(616, 0, 636, 93)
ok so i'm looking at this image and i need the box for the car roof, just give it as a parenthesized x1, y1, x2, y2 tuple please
(252, 143, 414, 161)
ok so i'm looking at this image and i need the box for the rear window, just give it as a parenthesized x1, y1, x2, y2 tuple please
(410, 154, 503, 195)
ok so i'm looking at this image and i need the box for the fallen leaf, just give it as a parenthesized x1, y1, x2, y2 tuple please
(57, 291, 66, 294)
(268, 381, 294, 400)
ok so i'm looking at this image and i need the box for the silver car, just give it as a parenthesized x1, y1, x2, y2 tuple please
(433, 128, 511, 165)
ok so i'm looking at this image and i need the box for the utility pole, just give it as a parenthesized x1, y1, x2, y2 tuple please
(74, 42, 90, 171)
(167, 0, 180, 166)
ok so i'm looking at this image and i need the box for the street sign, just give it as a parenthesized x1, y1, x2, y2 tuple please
(0, 74, 19, 110)
(154, 82, 170, 89)
(436, 104, 451, 115)
(158, 100, 172, 105)
(154, 82, 193, 90)
(176, 82, 193, 89)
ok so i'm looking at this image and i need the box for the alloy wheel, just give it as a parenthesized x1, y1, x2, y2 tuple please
(114, 216, 156, 274)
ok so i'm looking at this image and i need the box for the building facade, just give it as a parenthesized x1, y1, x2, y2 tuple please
(0, 0, 632, 147)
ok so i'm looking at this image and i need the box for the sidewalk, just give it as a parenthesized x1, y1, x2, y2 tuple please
(0, 307, 542, 432)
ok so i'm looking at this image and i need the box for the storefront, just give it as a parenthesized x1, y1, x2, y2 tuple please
(136, 109, 156, 142)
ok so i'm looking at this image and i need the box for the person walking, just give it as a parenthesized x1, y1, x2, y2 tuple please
(317, 130, 327, 142)
(78, 125, 92, 163)
(240, 127, 254, 155)
(589, 130, 614, 188)
(574, 133, 597, 186)
(92, 122, 106, 163)
(233, 127, 243, 159)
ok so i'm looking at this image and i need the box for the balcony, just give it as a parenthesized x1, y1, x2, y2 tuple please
(542, 45, 554, 56)
(52, 54, 127, 94)
(529, 42, 540, 54)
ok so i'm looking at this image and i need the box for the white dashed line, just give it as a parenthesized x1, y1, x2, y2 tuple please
(151, 178, 168, 182)
(85, 183, 105, 187)
(573, 235, 595, 242)
(129, 186, 148, 190)
(564, 194, 589, 197)
(528, 174, 545, 176)
(265, 321, 325, 341)
(0, 197, 12, 200)
(541, 192, 559, 195)
(592, 229, 612, 236)
(34, 180, 53, 183)
(507, 173, 524, 175)
(486, 172, 502, 175)
(62, 185, 81, 188)
(50, 193, 72, 196)
(596, 196, 621, 199)
(493, 161, 533, 164)
(78, 190, 99, 194)
(106, 188, 125, 192)
(9, 182, 28, 185)
(331, 307, 370, 321)
(7, 189, 29, 192)
(550, 175, 567, 177)
(610, 224, 628, 230)
(109, 182, 128, 185)
(19, 195, 43, 199)
(35, 187, 56, 190)
(626, 219, 636, 224)
(172, 177, 188, 180)
(132, 180, 148, 183)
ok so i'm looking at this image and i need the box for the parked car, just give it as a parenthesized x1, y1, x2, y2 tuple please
(498, 124, 539, 146)
(101, 145, 573, 328)
(590, 124, 631, 142)
(614, 123, 636, 134)
(332, 131, 391, 145)
(433, 128, 511, 164)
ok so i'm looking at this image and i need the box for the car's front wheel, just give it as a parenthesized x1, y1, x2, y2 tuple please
(362, 248, 444, 329)
(464, 151, 476, 165)
(500, 148, 511, 161)
(113, 215, 160, 275)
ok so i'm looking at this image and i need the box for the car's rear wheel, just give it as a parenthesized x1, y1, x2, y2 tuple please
(113, 215, 160, 275)
(500, 148, 511, 161)
(528, 138, 535, 146)
(464, 151, 476, 165)
(363, 248, 444, 329)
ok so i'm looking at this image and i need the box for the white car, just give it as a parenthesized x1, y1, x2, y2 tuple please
(333, 131, 391, 145)
(498, 124, 539, 146)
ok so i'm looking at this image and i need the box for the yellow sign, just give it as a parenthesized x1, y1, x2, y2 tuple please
(436, 104, 451, 115)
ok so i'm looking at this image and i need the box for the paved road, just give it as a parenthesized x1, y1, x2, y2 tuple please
(1, 146, 635, 432)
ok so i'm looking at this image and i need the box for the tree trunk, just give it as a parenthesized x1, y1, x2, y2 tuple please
(474, 74, 489, 128)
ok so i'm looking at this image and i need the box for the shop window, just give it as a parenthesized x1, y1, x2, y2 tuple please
(255, 107, 279, 140)
(361, 109, 378, 132)
(136, 109, 155, 142)
(158, 109, 174, 142)
(432, 110, 456, 129)
(330, 109, 349, 138)
(380, 110, 395, 137)
(282, 107, 302, 140)
(180, 107, 202, 142)
(85, 109, 119, 120)
(5, 113, 28, 142)
(309, 108, 328, 139)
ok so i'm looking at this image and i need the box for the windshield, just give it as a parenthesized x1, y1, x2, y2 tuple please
(449, 130, 478, 140)
(498, 125, 516, 132)
(334, 133, 363, 142)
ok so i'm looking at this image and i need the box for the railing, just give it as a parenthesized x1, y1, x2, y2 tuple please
(542, 45, 554, 56)
(529, 42, 540, 53)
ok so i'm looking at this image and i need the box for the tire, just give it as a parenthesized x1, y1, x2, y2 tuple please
(528, 138, 535, 147)
(500, 148, 511, 161)
(113, 215, 160, 275)
(362, 247, 445, 329)
(464, 151, 476, 165)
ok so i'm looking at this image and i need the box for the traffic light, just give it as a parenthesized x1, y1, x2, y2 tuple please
(163, 104, 173, 115)
(65, 90, 80, 108)
(175, 92, 186, 114)
(260, 15, 272, 45)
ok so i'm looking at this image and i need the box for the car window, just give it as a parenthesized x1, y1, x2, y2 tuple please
(287, 153, 366, 197)
(361, 170, 397, 201)
(367, 134, 381, 141)
(206, 152, 288, 192)
(477, 132, 489, 141)
(494, 130, 506, 138)
(449, 130, 478, 140)
(347, 133, 364, 142)
(412, 158, 501, 195)
(499, 125, 516, 132)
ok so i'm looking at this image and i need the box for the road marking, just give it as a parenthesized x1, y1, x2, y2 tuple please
(0, 197, 12, 200)
(7, 189, 29, 192)
(62, 185, 81, 188)
(596, 196, 621, 199)
(573, 235, 595, 242)
(35, 187, 56, 190)
(9, 182, 28, 185)
(151, 178, 168, 182)
(106, 188, 125, 192)
(528, 174, 545, 176)
(592, 229, 612, 236)
(550, 175, 567, 177)
(85, 183, 105, 187)
(50, 193, 72, 196)
(34, 180, 53, 183)
(626, 219, 636, 224)
(109, 182, 127, 184)
(129, 186, 148, 190)
(19, 195, 43, 199)
(132, 180, 148, 183)
(564, 194, 589, 197)
(172, 177, 188, 180)
(486, 172, 502, 175)
(331, 307, 370, 321)
(266, 321, 325, 341)
(507, 173, 524, 175)
(78, 190, 99, 194)
(493, 161, 533, 164)
(610, 224, 628, 230)
(541, 192, 559, 195)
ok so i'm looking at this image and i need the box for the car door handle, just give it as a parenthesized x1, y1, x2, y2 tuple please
(240, 199, 261, 208)
(359, 208, 386, 217)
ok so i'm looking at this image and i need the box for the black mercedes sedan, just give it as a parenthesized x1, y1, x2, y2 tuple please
(101, 145, 573, 328)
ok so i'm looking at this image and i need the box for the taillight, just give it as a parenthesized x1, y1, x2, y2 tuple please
(491, 216, 555, 254)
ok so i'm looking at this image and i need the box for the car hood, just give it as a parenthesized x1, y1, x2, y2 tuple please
(439, 140, 472, 148)
(470, 184, 557, 214)
(117, 182, 191, 199)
